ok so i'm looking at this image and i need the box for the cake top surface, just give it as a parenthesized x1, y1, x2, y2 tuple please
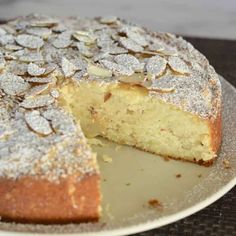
(0, 14, 221, 180)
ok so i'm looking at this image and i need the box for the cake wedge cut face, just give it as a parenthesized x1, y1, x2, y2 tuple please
(0, 14, 221, 223)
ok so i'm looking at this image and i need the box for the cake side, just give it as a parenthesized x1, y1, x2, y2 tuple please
(0, 174, 100, 224)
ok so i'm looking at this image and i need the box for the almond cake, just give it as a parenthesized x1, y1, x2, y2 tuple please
(0, 14, 222, 223)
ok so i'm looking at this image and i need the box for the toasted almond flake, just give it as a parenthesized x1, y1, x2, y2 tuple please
(25, 76, 54, 84)
(19, 52, 43, 62)
(100, 59, 133, 76)
(42, 108, 77, 135)
(100, 16, 118, 24)
(52, 37, 72, 48)
(104, 45, 128, 55)
(126, 30, 148, 47)
(76, 42, 93, 58)
(72, 70, 86, 82)
(27, 63, 46, 76)
(97, 33, 114, 49)
(52, 32, 72, 49)
(118, 73, 145, 85)
(7, 62, 28, 75)
(114, 54, 144, 72)
(87, 63, 112, 77)
(61, 57, 78, 77)
(0, 73, 30, 96)
(43, 63, 57, 75)
(159, 48, 178, 56)
(73, 30, 91, 37)
(26, 83, 49, 96)
(5, 44, 23, 51)
(52, 24, 67, 33)
(50, 88, 60, 98)
(148, 42, 165, 52)
(20, 94, 55, 108)
(30, 19, 58, 27)
(93, 52, 111, 62)
(148, 86, 175, 93)
(140, 50, 163, 56)
(168, 56, 190, 74)
(146, 55, 167, 77)
(5, 49, 25, 60)
(25, 110, 53, 135)
(119, 37, 143, 52)
(73, 31, 96, 45)
(26, 27, 52, 38)
(16, 34, 44, 49)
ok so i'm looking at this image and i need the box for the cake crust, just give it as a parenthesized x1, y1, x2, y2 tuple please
(0, 174, 100, 224)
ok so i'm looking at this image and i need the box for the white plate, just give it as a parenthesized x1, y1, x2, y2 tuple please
(0, 76, 235, 236)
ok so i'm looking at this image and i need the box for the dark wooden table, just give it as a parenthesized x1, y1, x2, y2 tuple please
(135, 37, 236, 236)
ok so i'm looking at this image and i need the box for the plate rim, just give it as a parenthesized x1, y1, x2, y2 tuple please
(0, 178, 235, 236)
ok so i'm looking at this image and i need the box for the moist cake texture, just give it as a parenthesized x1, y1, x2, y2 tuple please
(0, 14, 221, 223)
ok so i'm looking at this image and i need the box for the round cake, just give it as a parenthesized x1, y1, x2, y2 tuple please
(0, 14, 221, 223)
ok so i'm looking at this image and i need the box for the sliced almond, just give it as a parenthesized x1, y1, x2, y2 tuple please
(168, 56, 190, 74)
(27, 63, 46, 76)
(25, 76, 54, 84)
(0, 73, 30, 96)
(100, 16, 118, 24)
(118, 73, 145, 85)
(114, 54, 144, 72)
(76, 42, 93, 58)
(148, 87, 175, 93)
(126, 30, 148, 47)
(73, 31, 96, 45)
(87, 63, 112, 77)
(26, 27, 52, 38)
(16, 34, 44, 49)
(61, 57, 78, 77)
(100, 59, 133, 76)
(19, 52, 44, 63)
(30, 19, 58, 27)
(5, 44, 23, 51)
(146, 55, 167, 77)
(52, 32, 72, 49)
(20, 94, 55, 109)
(26, 84, 49, 97)
(25, 110, 53, 136)
(119, 37, 143, 52)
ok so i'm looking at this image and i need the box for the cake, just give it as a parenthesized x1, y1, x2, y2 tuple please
(0, 14, 221, 223)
